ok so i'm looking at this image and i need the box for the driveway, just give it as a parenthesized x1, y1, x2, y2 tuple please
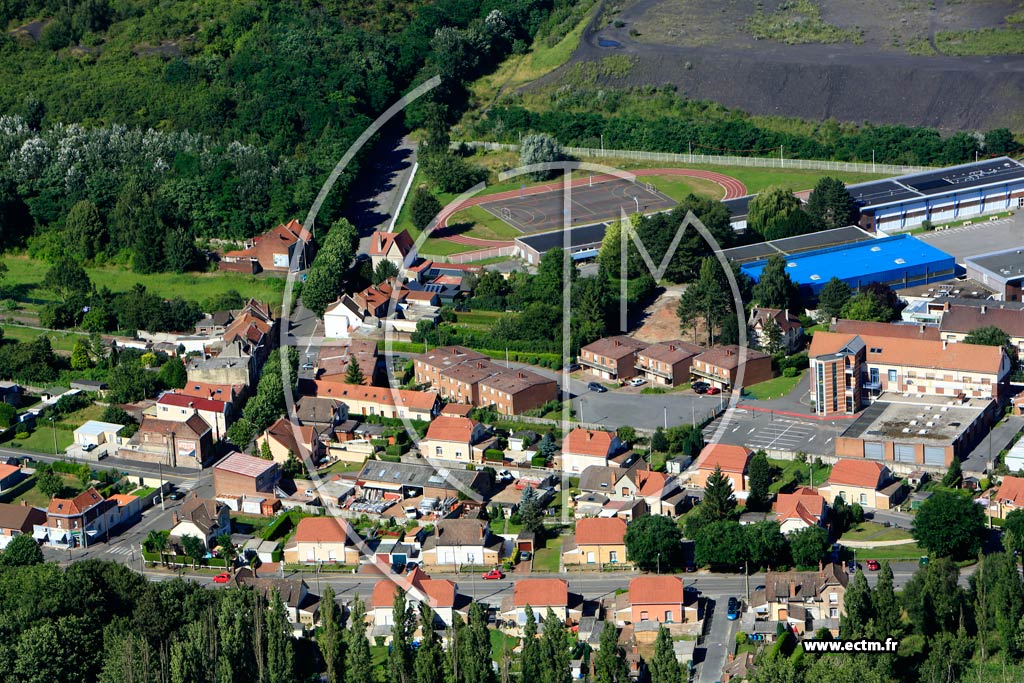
(696, 596, 739, 683)
(963, 415, 1024, 475)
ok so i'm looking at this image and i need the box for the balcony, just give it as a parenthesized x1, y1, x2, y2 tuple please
(636, 364, 673, 380)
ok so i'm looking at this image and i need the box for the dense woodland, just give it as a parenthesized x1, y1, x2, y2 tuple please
(0, 0, 568, 270)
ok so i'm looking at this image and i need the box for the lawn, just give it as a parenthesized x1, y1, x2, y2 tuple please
(768, 458, 831, 493)
(532, 535, 563, 572)
(847, 542, 926, 562)
(0, 325, 89, 352)
(490, 517, 526, 536)
(644, 175, 725, 201)
(7, 425, 75, 455)
(316, 459, 366, 476)
(447, 206, 525, 241)
(489, 628, 519, 662)
(454, 310, 507, 329)
(744, 370, 806, 400)
(2, 255, 287, 310)
(231, 513, 274, 536)
(4, 472, 84, 507)
(840, 522, 912, 543)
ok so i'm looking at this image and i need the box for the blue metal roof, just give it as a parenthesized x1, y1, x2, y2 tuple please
(741, 234, 955, 291)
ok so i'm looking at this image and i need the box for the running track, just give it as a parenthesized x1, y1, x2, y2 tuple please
(433, 168, 747, 248)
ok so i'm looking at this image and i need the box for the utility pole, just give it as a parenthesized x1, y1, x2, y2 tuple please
(159, 462, 165, 511)
(49, 417, 58, 458)
(663, 407, 668, 429)
(745, 560, 750, 604)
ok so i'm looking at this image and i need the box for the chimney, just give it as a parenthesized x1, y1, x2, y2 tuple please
(669, 344, 677, 352)
(818, 560, 823, 571)
(614, 340, 622, 347)
(942, 340, 948, 350)
(789, 580, 797, 598)
(919, 324, 925, 334)
(518, 372, 526, 379)
(981, 305, 987, 315)
(20, 500, 26, 507)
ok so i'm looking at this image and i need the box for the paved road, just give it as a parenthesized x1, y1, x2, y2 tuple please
(0, 446, 205, 486)
(963, 415, 1024, 475)
(697, 596, 738, 683)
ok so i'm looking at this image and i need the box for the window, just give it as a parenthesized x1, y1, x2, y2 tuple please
(859, 493, 867, 505)
(609, 551, 619, 563)
(435, 446, 442, 455)
(455, 451, 463, 458)
(829, 593, 838, 604)
(328, 549, 337, 561)
(888, 369, 897, 382)
(640, 611, 649, 621)
(664, 610, 673, 623)
(830, 608, 839, 618)
(587, 552, 595, 564)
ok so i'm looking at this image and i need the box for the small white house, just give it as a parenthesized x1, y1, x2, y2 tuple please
(324, 296, 364, 339)
(73, 421, 125, 449)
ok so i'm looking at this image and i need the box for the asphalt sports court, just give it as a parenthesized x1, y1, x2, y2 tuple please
(480, 177, 676, 234)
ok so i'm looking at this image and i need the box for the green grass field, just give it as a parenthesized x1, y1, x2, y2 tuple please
(744, 370, 806, 400)
(841, 522, 912, 543)
(489, 629, 519, 662)
(768, 458, 831, 493)
(1, 325, 88, 352)
(533, 535, 563, 572)
(447, 205, 524, 241)
(848, 542, 925, 562)
(2, 255, 287, 309)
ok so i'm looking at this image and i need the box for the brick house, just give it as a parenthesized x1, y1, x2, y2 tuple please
(213, 452, 282, 515)
(690, 346, 773, 392)
(155, 392, 232, 442)
(635, 341, 704, 387)
(219, 219, 311, 274)
(419, 416, 490, 464)
(625, 576, 697, 625)
(119, 415, 213, 470)
(579, 336, 649, 381)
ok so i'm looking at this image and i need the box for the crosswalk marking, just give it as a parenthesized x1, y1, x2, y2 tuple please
(106, 545, 136, 557)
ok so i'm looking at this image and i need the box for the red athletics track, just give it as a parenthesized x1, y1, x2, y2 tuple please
(432, 168, 748, 248)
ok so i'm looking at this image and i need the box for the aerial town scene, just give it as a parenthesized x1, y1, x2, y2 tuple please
(1, 1, 1024, 682)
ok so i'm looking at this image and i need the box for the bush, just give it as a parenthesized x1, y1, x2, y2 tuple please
(782, 367, 798, 378)
(531, 454, 549, 467)
(484, 448, 504, 462)
(778, 352, 809, 373)
(384, 444, 402, 457)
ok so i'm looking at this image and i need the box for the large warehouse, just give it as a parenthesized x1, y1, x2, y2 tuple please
(849, 156, 1024, 232)
(740, 233, 956, 295)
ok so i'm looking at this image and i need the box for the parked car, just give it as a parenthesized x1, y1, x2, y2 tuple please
(866, 559, 880, 571)
(692, 381, 710, 394)
(847, 561, 859, 574)
(587, 381, 607, 393)
(168, 491, 185, 501)
(726, 597, 740, 620)
(706, 386, 721, 395)
(212, 572, 231, 584)
(82, 443, 97, 452)
(497, 469, 514, 483)
(404, 507, 419, 519)
(628, 377, 647, 387)
(482, 569, 505, 580)
(301, 362, 315, 371)
(519, 551, 533, 562)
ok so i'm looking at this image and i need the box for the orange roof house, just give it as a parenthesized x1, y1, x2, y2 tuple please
(692, 445, 752, 493)
(773, 487, 827, 533)
(625, 576, 695, 625)
(309, 381, 440, 420)
(284, 517, 361, 564)
(513, 578, 569, 609)
(419, 416, 489, 464)
(369, 230, 415, 270)
(993, 475, 1024, 518)
(561, 429, 625, 474)
(219, 219, 311, 274)
(818, 459, 902, 510)
(563, 517, 629, 567)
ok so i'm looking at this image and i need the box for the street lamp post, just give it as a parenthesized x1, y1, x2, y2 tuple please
(657, 552, 661, 575)
(49, 417, 58, 457)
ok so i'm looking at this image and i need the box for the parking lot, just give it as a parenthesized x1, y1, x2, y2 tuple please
(914, 212, 1023, 262)
(702, 410, 845, 456)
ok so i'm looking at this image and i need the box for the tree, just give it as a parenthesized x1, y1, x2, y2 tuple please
(624, 514, 683, 571)
(840, 291, 895, 323)
(344, 355, 365, 385)
(345, 597, 373, 683)
(841, 570, 874, 639)
(373, 259, 400, 285)
(164, 230, 198, 273)
(912, 489, 985, 560)
(677, 257, 732, 345)
(42, 256, 91, 302)
(520, 606, 541, 683)
(694, 520, 746, 568)
(759, 318, 784, 355)
(902, 557, 964, 636)
(388, 588, 415, 683)
(594, 621, 628, 683)
(816, 277, 852, 322)
(746, 451, 772, 511)
(414, 603, 444, 683)
(744, 520, 788, 569)
(304, 218, 358, 318)
(158, 355, 187, 389)
(65, 199, 106, 261)
(37, 470, 64, 499)
(941, 457, 962, 488)
(1003, 508, 1024, 559)
(788, 525, 829, 567)
(984, 128, 1020, 156)
(648, 626, 681, 683)
(410, 186, 442, 231)
(180, 535, 205, 568)
(701, 466, 737, 522)
(266, 588, 296, 683)
(2, 534, 43, 566)
(460, 602, 496, 683)
(747, 186, 800, 237)
(518, 485, 544, 534)
(70, 339, 91, 371)
(539, 607, 570, 683)
(0, 403, 16, 428)
(805, 177, 855, 231)
(519, 134, 563, 180)
(752, 255, 798, 311)
(871, 561, 900, 639)
(214, 533, 237, 567)
(108, 360, 157, 404)
(318, 586, 344, 683)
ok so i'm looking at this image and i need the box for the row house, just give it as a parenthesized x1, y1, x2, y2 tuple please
(750, 564, 848, 637)
(308, 381, 441, 421)
(809, 330, 1010, 416)
(579, 336, 649, 381)
(634, 340, 705, 387)
(219, 219, 311, 274)
(155, 392, 232, 442)
(689, 346, 773, 392)
(419, 519, 503, 568)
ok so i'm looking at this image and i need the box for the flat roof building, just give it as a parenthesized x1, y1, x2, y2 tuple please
(965, 248, 1024, 302)
(741, 234, 956, 296)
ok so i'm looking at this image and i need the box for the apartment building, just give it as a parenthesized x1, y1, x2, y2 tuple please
(579, 336, 648, 381)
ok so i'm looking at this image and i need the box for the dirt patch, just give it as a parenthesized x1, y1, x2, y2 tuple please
(633, 288, 687, 342)
(530, 0, 1024, 130)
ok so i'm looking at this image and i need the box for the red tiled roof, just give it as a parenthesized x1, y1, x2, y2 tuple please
(810, 331, 1004, 374)
(440, 403, 474, 417)
(513, 578, 568, 608)
(581, 335, 648, 361)
(833, 319, 941, 341)
(294, 517, 355, 544)
(48, 487, 104, 516)
(693, 345, 770, 371)
(158, 392, 228, 414)
(425, 416, 479, 443)
(0, 464, 20, 481)
(629, 576, 684, 605)
(826, 459, 886, 489)
(310, 381, 439, 411)
(369, 230, 414, 258)
(177, 382, 242, 402)
(215, 452, 278, 478)
(774, 488, 826, 524)
(264, 417, 317, 455)
(371, 573, 457, 609)
(563, 429, 617, 457)
(634, 470, 671, 497)
(574, 517, 626, 545)
(750, 308, 801, 333)
(697, 444, 751, 474)
(997, 475, 1024, 507)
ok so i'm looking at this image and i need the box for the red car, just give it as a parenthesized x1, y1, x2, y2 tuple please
(212, 572, 232, 584)
(482, 569, 505, 580)
(706, 386, 721, 395)
(866, 560, 881, 571)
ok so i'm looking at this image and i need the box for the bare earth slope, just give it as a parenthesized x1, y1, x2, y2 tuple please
(533, 0, 1024, 130)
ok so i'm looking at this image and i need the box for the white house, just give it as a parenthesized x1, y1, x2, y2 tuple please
(324, 296, 365, 339)
(73, 421, 124, 449)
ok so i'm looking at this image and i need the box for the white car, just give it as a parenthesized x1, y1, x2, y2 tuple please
(628, 377, 647, 387)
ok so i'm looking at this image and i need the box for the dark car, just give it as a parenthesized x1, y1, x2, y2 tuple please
(726, 597, 740, 620)
(168, 491, 185, 501)
(587, 382, 608, 393)
(520, 551, 533, 562)
(692, 381, 711, 394)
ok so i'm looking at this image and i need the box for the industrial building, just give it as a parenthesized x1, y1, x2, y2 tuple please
(965, 247, 1024, 302)
(514, 222, 609, 265)
(849, 157, 1024, 233)
(722, 226, 874, 265)
(741, 233, 956, 296)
